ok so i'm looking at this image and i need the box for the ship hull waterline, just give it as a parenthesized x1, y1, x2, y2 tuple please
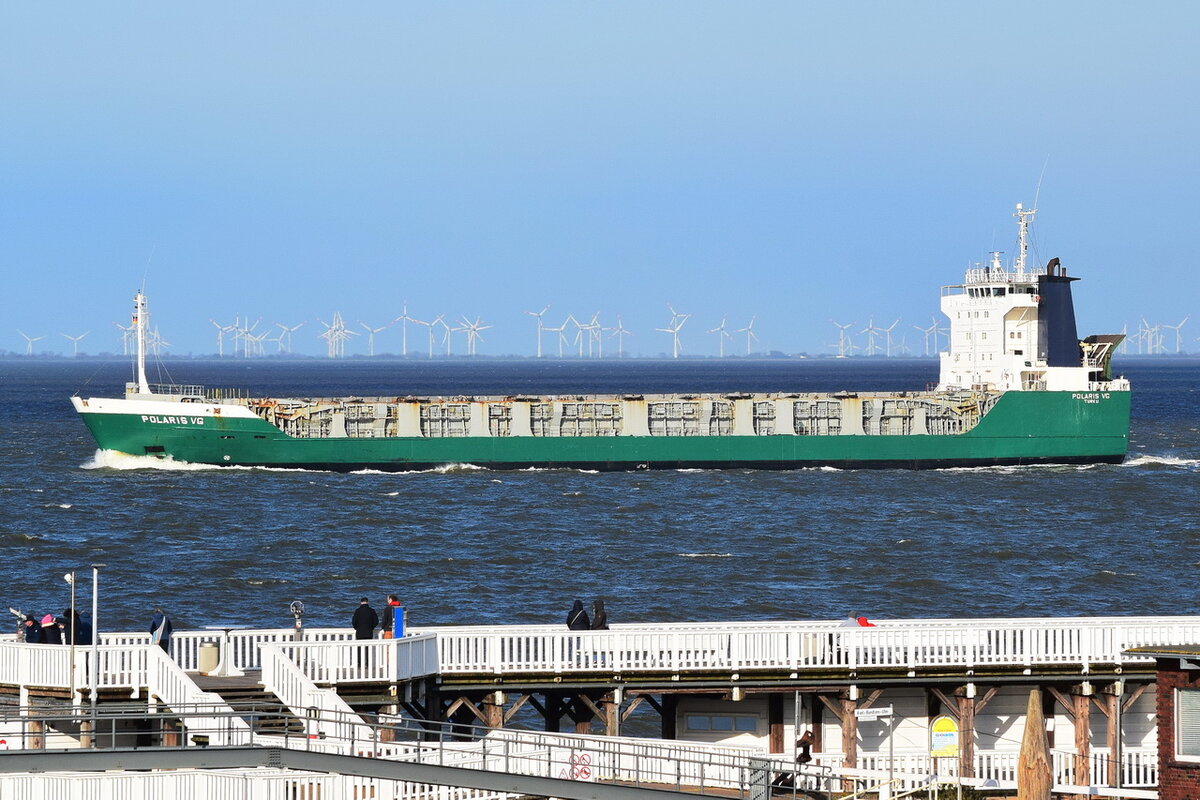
(74, 390, 1131, 472)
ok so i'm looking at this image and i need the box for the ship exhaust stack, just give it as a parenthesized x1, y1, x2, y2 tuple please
(1036, 257, 1081, 367)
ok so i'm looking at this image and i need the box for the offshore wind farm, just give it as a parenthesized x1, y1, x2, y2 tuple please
(8, 306, 1193, 359)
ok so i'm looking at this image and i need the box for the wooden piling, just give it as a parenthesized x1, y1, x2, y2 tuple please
(1018, 688, 1053, 800)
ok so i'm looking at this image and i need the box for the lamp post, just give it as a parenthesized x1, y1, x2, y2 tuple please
(90, 564, 105, 727)
(63, 572, 76, 705)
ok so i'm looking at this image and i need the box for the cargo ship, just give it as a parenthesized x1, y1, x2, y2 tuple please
(72, 204, 1129, 471)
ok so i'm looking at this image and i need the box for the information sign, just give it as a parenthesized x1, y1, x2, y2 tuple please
(854, 705, 894, 721)
(929, 714, 959, 757)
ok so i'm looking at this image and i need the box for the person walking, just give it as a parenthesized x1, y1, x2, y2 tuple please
(566, 600, 590, 630)
(149, 608, 174, 652)
(352, 598, 379, 639)
(590, 600, 609, 630)
(381, 595, 403, 639)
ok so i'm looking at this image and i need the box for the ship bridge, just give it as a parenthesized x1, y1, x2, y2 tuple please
(937, 204, 1125, 394)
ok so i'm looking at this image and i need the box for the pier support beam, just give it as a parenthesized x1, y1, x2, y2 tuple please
(598, 691, 619, 737)
(768, 694, 784, 754)
(660, 695, 677, 740)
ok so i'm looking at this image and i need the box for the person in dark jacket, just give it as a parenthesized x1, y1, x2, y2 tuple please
(22, 615, 43, 643)
(149, 608, 174, 652)
(40, 614, 61, 645)
(566, 600, 590, 630)
(352, 598, 378, 639)
(590, 600, 609, 630)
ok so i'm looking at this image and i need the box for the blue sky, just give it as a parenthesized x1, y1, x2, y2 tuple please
(1, 2, 1197, 357)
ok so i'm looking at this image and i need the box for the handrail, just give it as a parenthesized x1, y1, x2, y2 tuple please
(259, 642, 374, 746)
(142, 645, 249, 746)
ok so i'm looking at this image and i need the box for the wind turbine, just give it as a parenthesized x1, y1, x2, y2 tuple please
(318, 312, 357, 358)
(525, 305, 550, 358)
(434, 315, 454, 356)
(460, 316, 492, 356)
(883, 319, 901, 357)
(147, 327, 170, 356)
(113, 322, 135, 356)
(1163, 315, 1190, 353)
(736, 316, 758, 356)
(61, 331, 90, 356)
(274, 322, 304, 354)
(408, 316, 436, 359)
(707, 316, 732, 357)
(210, 319, 237, 357)
(581, 313, 602, 358)
(17, 331, 45, 356)
(392, 300, 413, 357)
(657, 305, 689, 358)
(913, 320, 938, 357)
(832, 321, 856, 358)
(609, 317, 632, 358)
(360, 321, 391, 357)
(544, 319, 569, 358)
(860, 318, 883, 356)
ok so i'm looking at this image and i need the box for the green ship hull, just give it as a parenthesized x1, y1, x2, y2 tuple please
(73, 389, 1130, 471)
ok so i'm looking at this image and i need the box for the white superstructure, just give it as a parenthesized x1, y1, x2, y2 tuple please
(938, 204, 1126, 393)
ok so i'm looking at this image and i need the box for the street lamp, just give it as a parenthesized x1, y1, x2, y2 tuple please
(90, 564, 105, 726)
(63, 572, 76, 705)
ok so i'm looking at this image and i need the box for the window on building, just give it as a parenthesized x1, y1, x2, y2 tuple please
(1179, 689, 1200, 757)
(684, 714, 758, 733)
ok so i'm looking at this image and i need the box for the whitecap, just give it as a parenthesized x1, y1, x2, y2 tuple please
(1121, 455, 1200, 469)
(677, 552, 733, 558)
(383, 491, 400, 497)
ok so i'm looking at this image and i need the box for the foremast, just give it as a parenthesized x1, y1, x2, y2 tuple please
(132, 291, 151, 396)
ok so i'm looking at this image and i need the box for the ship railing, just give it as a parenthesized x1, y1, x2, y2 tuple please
(143, 383, 207, 398)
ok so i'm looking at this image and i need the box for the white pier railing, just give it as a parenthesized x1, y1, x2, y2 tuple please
(419, 615, 1200, 675)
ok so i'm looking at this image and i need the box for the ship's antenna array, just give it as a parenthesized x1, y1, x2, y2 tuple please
(1013, 202, 1037, 275)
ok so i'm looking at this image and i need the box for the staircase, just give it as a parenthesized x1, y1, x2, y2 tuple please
(191, 671, 305, 736)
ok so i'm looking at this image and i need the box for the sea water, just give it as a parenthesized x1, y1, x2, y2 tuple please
(0, 357, 1196, 633)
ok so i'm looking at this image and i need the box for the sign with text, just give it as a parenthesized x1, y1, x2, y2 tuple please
(854, 705, 894, 721)
(929, 714, 959, 757)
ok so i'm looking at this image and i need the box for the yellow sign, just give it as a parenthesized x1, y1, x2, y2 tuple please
(929, 714, 959, 757)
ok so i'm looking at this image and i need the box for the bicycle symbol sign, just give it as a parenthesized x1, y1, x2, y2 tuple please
(559, 752, 594, 781)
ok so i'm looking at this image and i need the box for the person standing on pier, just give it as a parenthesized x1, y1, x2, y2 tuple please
(21, 615, 43, 643)
(149, 608, 173, 652)
(566, 600, 590, 630)
(352, 598, 378, 639)
(40, 614, 61, 645)
(381, 595, 403, 639)
(590, 600, 608, 630)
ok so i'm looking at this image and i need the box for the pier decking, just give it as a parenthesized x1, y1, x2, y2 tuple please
(0, 614, 1186, 794)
